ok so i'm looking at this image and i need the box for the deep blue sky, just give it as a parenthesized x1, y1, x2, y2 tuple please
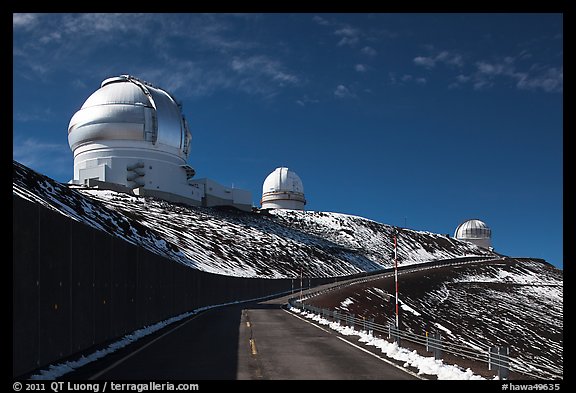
(13, 13, 563, 268)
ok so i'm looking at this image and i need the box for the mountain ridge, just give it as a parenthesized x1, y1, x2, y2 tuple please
(13, 160, 496, 278)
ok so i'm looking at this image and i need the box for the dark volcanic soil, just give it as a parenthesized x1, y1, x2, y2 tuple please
(305, 259, 562, 379)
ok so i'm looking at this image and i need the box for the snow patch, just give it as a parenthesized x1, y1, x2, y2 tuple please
(29, 289, 295, 380)
(400, 301, 421, 316)
(340, 297, 354, 310)
(433, 322, 453, 336)
(289, 306, 485, 380)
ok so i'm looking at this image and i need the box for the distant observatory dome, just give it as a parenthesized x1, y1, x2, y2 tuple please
(68, 75, 197, 200)
(454, 219, 492, 249)
(261, 167, 306, 210)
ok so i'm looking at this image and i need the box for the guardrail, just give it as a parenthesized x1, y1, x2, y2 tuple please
(295, 256, 500, 304)
(288, 257, 560, 380)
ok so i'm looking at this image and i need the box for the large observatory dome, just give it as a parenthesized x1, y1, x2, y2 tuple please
(454, 219, 492, 249)
(261, 167, 306, 210)
(69, 75, 191, 158)
(67, 75, 198, 202)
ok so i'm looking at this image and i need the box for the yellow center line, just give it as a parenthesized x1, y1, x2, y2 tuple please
(249, 338, 258, 355)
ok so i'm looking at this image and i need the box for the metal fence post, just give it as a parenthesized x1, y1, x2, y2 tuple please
(491, 346, 510, 380)
(433, 332, 442, 360)
(286, 294, 523, 378)
(499, 347, 510, 380)
(489, 346, 498, 372)
(389, 323, 400, 344)
(365, 317, 374, 336)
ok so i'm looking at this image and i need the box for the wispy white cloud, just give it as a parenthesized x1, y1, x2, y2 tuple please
(516, 67, 563, 93)
(296, 95, 320, 107)
(68, 13, 125, 32)
(448, 74, 471, 89)
(13, 108, 54, 123)
(361, 46, 377, 56)
(231, 55, 299, 87)
(354, 64, 367, 72)
(334, 84, 355, 99)
(13, 14, 299, 100)
(334, 25, 361, 47)
(71, 79, 88, 89)
(136, 62, 235, 99)
(312, 15, 331, 26)
(413, 56, 436, 68)
(451, 58, 563, 93)
(14, 13, 153, 82)
(416, 47, 562, 94)
(13, 13, 38, 29)
(389, 73, 426, 87)
(436, 51, 464, 67)
(13, 137, 71, 178)
(476, 61, 505, 75)
(456, 74, 470, 83)
(413, 50, 464, 69)
(312, 16, 392, 55)
(39, 31, 62, 44)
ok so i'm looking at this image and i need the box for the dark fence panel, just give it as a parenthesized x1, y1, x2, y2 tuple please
(93, 230, 112, 346)
(110, 237, 132, 338)
(13, 199, 40, 376)
(38, 205, 71, 367)
(70, 220, 95, 352)
(13, 195, 369, 378)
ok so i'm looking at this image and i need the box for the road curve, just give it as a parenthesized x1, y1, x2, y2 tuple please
(63, 294, 417, 380)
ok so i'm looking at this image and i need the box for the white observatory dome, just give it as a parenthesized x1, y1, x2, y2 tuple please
(454, 219, 492, 249)
(261, 167, 306, 210)
(68, 75, 198, 201)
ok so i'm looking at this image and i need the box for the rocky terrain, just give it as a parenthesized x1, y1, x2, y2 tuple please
(13, 160, 495, 278)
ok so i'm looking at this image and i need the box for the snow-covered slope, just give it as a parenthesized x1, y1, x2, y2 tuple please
(307, 258, 563, 379)
(13, 160, 495, 278)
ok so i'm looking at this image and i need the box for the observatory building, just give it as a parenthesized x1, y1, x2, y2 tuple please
(454, 219, 492, 249)
(68, 75, 251, 211)
(261, 167, 306, 210)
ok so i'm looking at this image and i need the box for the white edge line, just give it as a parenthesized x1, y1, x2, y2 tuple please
(283, 309, 424, 380)
(284, 308, 332, 334)
(334, 336, 424, 380)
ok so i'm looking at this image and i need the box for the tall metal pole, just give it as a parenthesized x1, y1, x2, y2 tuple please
(393, 229, 399, 329)
(300, 267, 303, 302)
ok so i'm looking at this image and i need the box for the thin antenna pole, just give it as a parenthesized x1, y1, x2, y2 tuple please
(394, 229, 399, 329)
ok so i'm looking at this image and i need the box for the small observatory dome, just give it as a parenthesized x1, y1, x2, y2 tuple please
(454, 219, 492, 249)
(261, 167, 306, 210)
(68, 75, 196, 197)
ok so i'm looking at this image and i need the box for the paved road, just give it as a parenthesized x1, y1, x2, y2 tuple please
(64, 294, 416, 380)
(237, 298, 416, 380)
